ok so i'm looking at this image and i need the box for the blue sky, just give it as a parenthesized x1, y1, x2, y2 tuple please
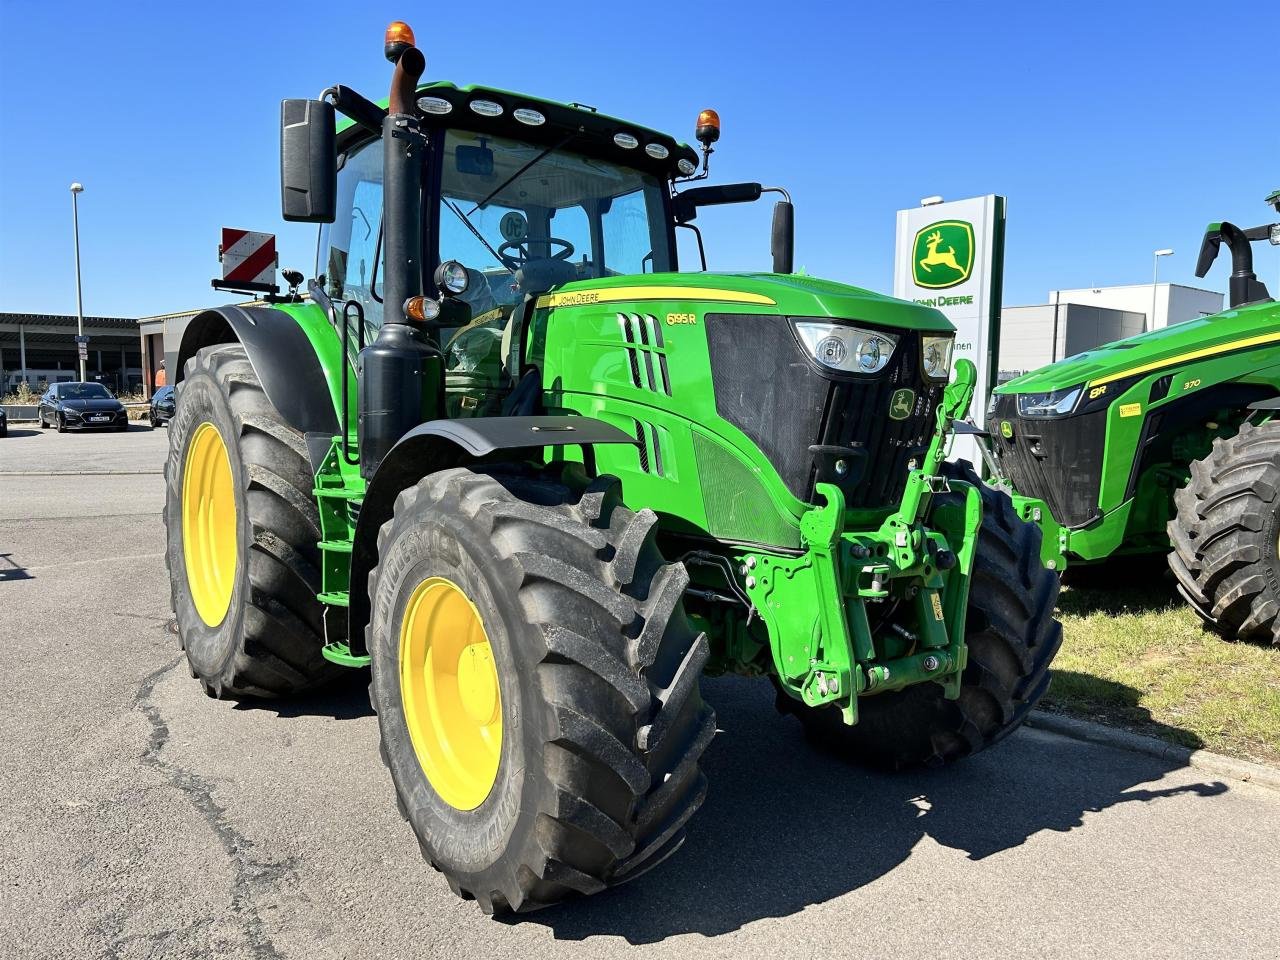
(1, 0, 1276, 319)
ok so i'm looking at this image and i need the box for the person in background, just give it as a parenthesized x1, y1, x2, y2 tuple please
(154, 361, 167, 388)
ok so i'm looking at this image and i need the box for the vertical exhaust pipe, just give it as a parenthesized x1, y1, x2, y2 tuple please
(357, 35, 443, 479)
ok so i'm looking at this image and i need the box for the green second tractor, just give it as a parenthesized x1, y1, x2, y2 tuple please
(165, 21, 1062, 912)
(987, 191, 1280, 644)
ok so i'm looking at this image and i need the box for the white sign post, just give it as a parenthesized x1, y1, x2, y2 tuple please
(893, 195, 1006, 466)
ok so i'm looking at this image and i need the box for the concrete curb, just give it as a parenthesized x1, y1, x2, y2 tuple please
(1027, 710, 1280, 791)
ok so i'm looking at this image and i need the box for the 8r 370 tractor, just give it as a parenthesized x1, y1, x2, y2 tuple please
(165, 21, 1062, 912)
(986, 190, 1280, 645)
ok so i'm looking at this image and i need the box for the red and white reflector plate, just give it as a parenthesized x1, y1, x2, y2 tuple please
(220, 228, 277, 286)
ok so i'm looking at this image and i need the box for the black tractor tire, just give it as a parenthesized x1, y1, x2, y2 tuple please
(1168, 420, 1280, 645)
(164, 342, 342, 697)
(779, 460, 1063, 769)
(367, 465, 715, 914)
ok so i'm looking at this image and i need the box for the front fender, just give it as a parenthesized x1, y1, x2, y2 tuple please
(346, 415, 637, 650)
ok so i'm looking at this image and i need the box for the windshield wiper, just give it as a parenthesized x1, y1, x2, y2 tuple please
(467, 131, 577, 215)
(443, 198, 511, 273)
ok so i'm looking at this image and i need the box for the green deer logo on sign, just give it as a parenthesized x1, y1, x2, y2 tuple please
(912, 220, 975, 289)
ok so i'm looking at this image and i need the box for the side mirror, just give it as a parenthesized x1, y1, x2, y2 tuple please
(280, 99, 337, 223)
(771, 200, 794, 274)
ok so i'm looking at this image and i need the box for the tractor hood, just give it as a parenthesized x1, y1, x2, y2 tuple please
(537, 272, 955, 333)
(995, 297, 1280, 394)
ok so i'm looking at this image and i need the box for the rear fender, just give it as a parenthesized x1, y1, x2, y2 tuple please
(169, 303, 342, 437)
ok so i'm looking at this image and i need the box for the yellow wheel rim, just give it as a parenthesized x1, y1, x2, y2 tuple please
(399, 577, 503, 810)
(182, 422, 238, 627)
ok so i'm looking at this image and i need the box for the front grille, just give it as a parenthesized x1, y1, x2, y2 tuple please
(705, 314, 943, 510)
(987, 394, 1106, 528)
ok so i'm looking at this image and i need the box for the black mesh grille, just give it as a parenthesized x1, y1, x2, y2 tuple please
(705, 314, 943, 509)
(987, 394, 1106, 528)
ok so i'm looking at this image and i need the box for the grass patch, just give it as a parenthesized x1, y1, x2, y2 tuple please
(1044, 560, 1280, 766)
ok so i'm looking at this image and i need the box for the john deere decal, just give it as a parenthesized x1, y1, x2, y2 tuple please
(889, 388, 916, 421)
(912, 220, 974, 289)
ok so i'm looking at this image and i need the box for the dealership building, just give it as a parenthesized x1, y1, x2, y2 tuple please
(0, 313, 144, 393)
(997, 282, 1223, 380)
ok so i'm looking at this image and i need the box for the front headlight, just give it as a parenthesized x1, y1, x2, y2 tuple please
(794, 321, 899, 375)
(921, 335, 954, 380)
(1017, 385, 1084, 417)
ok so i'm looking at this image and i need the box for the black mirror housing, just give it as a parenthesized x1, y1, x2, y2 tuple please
(280, 99, 337, 223)
(771, 200, 794, 274)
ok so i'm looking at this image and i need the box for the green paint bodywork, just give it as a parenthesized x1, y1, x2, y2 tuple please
(263, 82, 990, 724)
(994, 294, 1280, 567)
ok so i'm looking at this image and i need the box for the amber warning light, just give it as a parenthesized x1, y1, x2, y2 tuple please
(385, 20, 416, 62)
(696, 109, 721, 146)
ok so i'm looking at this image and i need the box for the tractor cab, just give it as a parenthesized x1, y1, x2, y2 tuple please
(312, 84, 699, 418)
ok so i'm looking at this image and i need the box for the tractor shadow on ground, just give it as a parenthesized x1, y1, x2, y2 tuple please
(520, 674, 1225, 944)
(1057, 555, 1183, 618)
(231, 673, 375, 721)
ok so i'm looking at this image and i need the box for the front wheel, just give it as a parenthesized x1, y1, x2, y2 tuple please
(1168, 420, 1280, 645)
(367, 465, 714, 914)
(780, 460, 1063, 769)
(56, 414, 66, 433)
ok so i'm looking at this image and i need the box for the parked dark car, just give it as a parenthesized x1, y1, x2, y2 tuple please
(0, 406, 7, 437)
(38, 382, 129, 432)
(149, 385, 175, 427)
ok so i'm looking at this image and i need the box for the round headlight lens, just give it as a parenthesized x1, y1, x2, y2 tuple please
(921, 335, 954, 380)
(644, 143, 669, 159)
(613, 132, 639, 149)
(469, 99, 504, 117)
(677, 158, 697, 176)
(435, 260, 470, 296)
(857, 336, 889, 372)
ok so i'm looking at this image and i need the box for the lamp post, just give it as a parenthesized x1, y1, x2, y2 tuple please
(1152, 248, 1173, 330)
(70, 182, 86, 381)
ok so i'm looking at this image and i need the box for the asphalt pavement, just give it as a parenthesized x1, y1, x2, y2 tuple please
(1, 424, 1277, 960)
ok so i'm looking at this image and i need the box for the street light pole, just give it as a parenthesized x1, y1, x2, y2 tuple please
(1152, 248, 1173, 330)
(70, 182, 86, 381)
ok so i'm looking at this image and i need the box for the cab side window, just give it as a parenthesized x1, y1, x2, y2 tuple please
(318, 139, 385, 332)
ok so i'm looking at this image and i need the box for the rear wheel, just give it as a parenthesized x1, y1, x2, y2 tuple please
(1168, 420, 1280, 645)
(164, 342, 342, 697)
(780, 460, 1063, 769)
(367, 465, 714, 913)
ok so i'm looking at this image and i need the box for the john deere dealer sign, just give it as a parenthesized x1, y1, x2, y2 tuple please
(894, 196, 1006, 464)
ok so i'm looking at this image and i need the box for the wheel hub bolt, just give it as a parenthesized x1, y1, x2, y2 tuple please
(923, 655, 940, 672)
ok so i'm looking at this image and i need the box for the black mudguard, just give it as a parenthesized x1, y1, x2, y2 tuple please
(169, 305, 339, 437)
(346, 415, 637, 649)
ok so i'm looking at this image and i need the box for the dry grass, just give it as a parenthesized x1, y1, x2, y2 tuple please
(1043, 559, 1280, 766)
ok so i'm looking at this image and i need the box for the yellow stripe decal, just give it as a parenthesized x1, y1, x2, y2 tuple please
(535, 286, 776, 310)
(1089, 330, 1280, 388)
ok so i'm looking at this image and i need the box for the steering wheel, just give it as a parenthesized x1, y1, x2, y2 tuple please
(497, 236, 575, 270)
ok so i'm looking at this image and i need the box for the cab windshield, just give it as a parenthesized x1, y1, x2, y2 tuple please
(320, 128, 674, 335)
(438, 129, 673, 315)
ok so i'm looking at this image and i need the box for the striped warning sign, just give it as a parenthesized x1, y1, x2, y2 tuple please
(220, 228, 277, 286)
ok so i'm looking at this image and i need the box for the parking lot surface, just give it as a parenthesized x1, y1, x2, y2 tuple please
(2, 426, 1277, 960)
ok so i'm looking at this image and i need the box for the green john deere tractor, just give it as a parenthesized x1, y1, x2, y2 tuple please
(986, 190, 1280, 644)
(164, 21, 1062, 912)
